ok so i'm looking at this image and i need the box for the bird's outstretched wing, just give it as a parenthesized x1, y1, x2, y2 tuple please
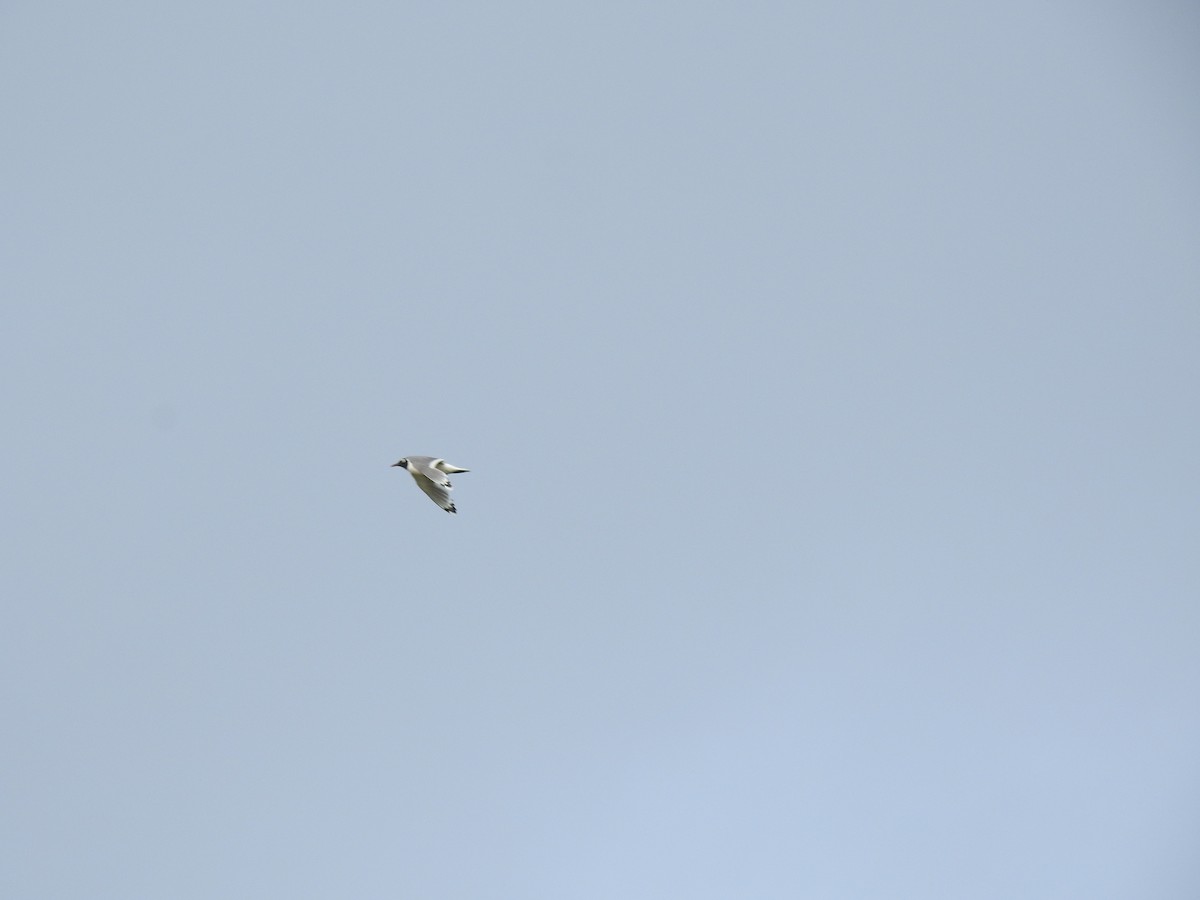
(410, 460, 456, 513)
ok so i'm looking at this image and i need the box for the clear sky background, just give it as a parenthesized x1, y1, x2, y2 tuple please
(3, 2, 1199, 897)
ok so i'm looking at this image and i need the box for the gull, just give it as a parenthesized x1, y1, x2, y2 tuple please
(391, 456, 470, 513)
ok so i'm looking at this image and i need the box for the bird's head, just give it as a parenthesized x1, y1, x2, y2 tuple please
(391, 459, 408, 469)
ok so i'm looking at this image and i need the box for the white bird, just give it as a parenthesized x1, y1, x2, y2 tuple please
(391, 456, 470, 513)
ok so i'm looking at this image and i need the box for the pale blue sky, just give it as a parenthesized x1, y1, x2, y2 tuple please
(3, 2, 1199, 897)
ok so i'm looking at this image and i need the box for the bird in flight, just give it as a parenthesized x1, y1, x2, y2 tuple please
(392, 456, 470, 513)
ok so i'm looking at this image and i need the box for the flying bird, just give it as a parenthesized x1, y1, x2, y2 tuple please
(391, 456, 470, 513)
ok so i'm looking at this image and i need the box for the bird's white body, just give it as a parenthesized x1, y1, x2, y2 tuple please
(392, 456, 470, 513)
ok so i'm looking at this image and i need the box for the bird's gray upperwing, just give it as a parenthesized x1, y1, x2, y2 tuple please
(411, 459, 451, 487)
